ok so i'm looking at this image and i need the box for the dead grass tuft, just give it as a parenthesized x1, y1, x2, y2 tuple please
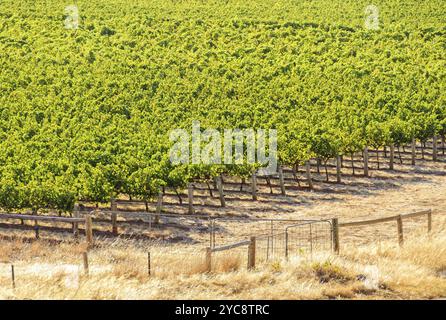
(312, 260, 353, 284)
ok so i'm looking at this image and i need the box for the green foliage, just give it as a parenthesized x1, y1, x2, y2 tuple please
(0, 0, 445, 211)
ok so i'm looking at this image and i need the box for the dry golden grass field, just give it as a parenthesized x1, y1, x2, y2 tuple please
(0, 154, 446, 300)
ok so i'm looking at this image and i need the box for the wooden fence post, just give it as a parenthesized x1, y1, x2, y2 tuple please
(336, 155, 342, 183)
(397, 215, 404, 246)
(34, 223, 39, 239)
(389, 144, 395, 170)
(433, 135, 438, 161)
(188, 183, 195, 214)
(111, 198, 118, 235)
(32, 208, 39, 239)
(205, 247, 212, 273)
(363, 147, 369, 177)
(251, 173, 257, 201)
(332, 218, 339, 254)
(278, 166, 286, 195)
(305, 161, 313, 190)
(73, 203, 80, 239)
(82, 252, 89, 275)
(85, 215, 93, 248)
(411, 138, 416, 165)
(248, 236, 256, 270)
(216, 177, 225, 207)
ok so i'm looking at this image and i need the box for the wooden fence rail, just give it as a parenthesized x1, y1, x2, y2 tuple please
(206, 237, 256, 272)
(338, 210, 432, 228)
(0, 213, 84, 223)
(0, 213, 93, 247)
(205, 210, 434, 272)
(334, 209, 433, 252)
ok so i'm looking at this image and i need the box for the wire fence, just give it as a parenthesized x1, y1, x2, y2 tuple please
(209, 217, 319, 248)
(254, 219, 333, 264)
(206, 218, 334, 271)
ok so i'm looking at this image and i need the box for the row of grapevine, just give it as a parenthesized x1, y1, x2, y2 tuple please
(0, 0, 445, 212)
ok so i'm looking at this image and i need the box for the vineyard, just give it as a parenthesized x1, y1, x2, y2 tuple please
(0, 0, 445, 212)
(1, 0, 446, 300)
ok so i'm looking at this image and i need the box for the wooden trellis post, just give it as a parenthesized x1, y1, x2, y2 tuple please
(306, 161, 313, 190)
(389, 144, 395, 170)
(411, 138, 416, 165)
(363, 147, 369, 177)
(111, 198, 118, 235)
(251, 173, 257, 201)
(278, 166, 286, 195)
(442, 135, 445, 155)
(336, 155, 342, 183)
(155, 189, 163, 224)
(216, 177, 225, 207)
(188, 183, 195, 214)
(433, 135, 438, 161)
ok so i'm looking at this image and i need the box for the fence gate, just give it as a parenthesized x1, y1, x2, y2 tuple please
(254, 220, 333, 262)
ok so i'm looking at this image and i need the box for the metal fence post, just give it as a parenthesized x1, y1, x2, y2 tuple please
(285, 230, 289, 259)
(148, 252, 151, 276)
(427, 210, 432, 233)
(209, 218, 214, 248)
(397, 215, 404, 246)
(11, 265, 15, 289)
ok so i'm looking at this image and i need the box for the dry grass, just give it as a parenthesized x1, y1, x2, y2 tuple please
(0, 231, 445, 300)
